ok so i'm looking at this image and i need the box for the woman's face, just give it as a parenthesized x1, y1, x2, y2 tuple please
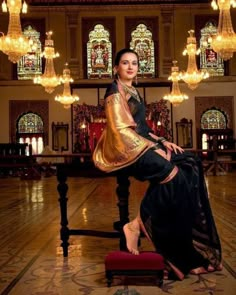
(115, 52, 139, 82)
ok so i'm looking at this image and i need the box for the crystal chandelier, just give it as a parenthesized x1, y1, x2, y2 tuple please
(55, 64, 79, 109)
(181, 30, 209, 90)
(163, 61, 188, 107)
(211, 0, 236, 60)
(34, 31, 61, 93)
(0, 0, 31, 63)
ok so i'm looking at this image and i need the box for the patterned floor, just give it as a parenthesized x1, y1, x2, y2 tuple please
(0, 172, 235, 295)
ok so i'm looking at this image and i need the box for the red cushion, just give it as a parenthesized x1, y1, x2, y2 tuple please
(105, 251, 165, 270)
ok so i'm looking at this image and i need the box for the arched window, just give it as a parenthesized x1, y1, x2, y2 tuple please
(130, 24, 155, 78)
(87, 24, 112, 79)
(200, 21, 224, 76)
(17, 25, 42, 80)
(17, 112, 44, 155)
(201, 108, 227, 129)
(200, 108, 229, 150)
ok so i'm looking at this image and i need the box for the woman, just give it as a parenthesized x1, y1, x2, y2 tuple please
(93, 48, 222, 280)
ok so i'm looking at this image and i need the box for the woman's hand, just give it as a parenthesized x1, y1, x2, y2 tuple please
(163, 141, 184, 154)
(148, 132, 184, 154)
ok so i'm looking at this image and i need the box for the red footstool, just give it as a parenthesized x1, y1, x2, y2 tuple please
(105, 250, 165, 287)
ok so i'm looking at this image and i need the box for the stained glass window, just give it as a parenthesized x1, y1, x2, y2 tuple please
(17, 25, 42, 80)
(18, 112, 44, 133)
(130, 24, 155, 78)
(201, 109, 227, 129)
(17, 112, 44, 154)
(87, 24, 112, 79)
(200, 21, 224, 76)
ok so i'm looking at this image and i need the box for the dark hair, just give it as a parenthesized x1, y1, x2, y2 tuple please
(114, 48, 139, 66)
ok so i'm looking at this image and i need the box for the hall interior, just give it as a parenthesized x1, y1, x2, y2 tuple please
(0, 1, 236, 294)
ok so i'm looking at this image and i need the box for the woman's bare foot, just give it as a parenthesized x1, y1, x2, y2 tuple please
(207, 265, 215, 272)
(217, 263, 223, 271)
(190, 267, 208, 275)
(208, 263, 223, 272)
(123, 218, 140, 255)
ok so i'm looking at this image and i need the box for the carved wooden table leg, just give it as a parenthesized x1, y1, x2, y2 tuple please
(57, 165, 70, 257)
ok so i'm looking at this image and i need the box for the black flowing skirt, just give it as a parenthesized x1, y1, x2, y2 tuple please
(130, 149, 222, 275)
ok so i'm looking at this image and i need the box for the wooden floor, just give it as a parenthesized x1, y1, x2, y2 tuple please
(0, 170, 236, 295)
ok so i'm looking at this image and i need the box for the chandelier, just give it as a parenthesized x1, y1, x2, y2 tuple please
(55, 64, 79, 109)
(34, 31, 61, 93)
(211, 0, 236, 60)
(181, 30, 209, 90)
(163, 61, 188, 107)
(0, 0, 31, 63)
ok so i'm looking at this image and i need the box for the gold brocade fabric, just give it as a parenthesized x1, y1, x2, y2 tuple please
(92, 92, 153, 172)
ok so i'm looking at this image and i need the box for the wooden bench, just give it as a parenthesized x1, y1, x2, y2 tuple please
(0, 143, 41, 179)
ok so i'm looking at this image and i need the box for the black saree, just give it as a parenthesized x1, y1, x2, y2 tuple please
(135, 151, 221, 275)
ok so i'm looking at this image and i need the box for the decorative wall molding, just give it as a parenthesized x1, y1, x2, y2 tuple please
(28, 0, 210, 6)
(67, 12, 80, 79)
(161, 9, 173, 76)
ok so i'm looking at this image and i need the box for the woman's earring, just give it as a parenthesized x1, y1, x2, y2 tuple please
(113, 68, 117, 77)
(135, 75, 138, 85)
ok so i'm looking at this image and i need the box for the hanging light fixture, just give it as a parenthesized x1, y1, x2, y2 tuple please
(34, 31, 61, 93)
(0, 0, 31, 63)
(55, 11, 79, 109)
(163, 8, 188, 107)
(55, 63, 79, 109)
(164, 61, 188, 107)
(181, 30, 209, 90)
(210, 0, 236, 60)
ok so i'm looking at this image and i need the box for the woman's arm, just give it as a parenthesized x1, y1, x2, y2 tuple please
(149, 132, 184, 154)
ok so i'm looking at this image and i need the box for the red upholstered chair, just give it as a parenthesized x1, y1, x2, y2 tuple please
(105, 251, 165, 287)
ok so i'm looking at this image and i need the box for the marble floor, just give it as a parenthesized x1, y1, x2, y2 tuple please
(0, 171, 235, 295)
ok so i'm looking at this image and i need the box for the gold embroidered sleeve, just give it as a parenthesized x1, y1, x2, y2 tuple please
(93, 93, 153, 172)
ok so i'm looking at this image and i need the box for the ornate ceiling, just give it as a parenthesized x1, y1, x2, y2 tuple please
(27, 0, 211, 6)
